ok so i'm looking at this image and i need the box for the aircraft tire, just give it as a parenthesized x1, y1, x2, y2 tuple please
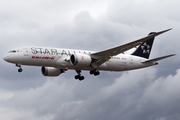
(75, 75, 80, 79)
(18, 68, 23, 72)
(90, 70, 95, 75)
(94, 71, 100, 76)
(79, 76, 84, 81)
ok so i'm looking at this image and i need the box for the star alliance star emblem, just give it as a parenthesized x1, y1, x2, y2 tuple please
(141, 42, 151, 54)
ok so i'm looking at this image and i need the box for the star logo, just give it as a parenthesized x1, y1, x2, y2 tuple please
(141, 42, 151, 54)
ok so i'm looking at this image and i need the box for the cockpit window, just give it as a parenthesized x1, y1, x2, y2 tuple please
(8, 50, 16, 53)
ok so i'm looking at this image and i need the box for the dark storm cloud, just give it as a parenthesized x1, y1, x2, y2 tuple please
(0, 0, 180, 120)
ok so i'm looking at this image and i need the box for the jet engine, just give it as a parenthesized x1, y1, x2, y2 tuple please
(41, 67, 61, 76)
(70, 53, 92, 66)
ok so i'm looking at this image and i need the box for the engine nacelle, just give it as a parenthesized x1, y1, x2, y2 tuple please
(41, 67, 61, 76)
(70, 53, 92, 66)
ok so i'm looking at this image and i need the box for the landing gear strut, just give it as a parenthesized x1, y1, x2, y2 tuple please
(16, 63, 23, 73)
(90, 69, 100, 76)
(75, 70, 84, 81)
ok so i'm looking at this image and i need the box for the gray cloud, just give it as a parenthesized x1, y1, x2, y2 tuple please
(1, 68, 180, 120)
(0, 0, 180, 120)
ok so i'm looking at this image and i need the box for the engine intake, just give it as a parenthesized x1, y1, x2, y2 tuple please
(41, 67, 61, 76)
(70, 53, 92, 66)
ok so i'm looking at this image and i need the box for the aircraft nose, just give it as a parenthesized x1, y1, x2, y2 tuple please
(3, 54, 9, 62)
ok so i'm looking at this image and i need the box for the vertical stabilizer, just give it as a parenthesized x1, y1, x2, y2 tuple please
(131, 32, 156, 59)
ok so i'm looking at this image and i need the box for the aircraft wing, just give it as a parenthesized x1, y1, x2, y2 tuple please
(90, 29, 172, 68)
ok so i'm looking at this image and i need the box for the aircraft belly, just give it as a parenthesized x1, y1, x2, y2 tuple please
(105, 59, 124, 71)
(103, 56, 150, 71)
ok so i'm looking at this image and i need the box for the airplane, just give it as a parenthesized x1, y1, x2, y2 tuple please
(3, 29, 175, 81)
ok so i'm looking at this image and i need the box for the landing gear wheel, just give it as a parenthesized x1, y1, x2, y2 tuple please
(90, 70, 100, 76)
(75, 70, 85, 81)
(94, 71, 100, 76)
(90, 70, 95, 75)
(75, 75, 80, 80)
(74, 75, 84, 81)
(18, 68, 23, 72)
(79, 76, 84, 81)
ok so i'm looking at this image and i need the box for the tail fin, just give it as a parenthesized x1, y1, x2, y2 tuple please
(131, 32, 156, 59)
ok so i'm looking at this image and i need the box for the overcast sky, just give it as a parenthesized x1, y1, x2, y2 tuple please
(1, 0, 180, 120)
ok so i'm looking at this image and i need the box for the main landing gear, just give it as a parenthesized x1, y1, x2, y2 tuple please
(74, 69, 100, 81)
(90, 70, 100, 76)
(16, 63, 23, 73)
(75, 70, 84, 81)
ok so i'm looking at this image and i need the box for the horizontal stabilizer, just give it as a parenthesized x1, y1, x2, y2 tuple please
(141, 54, 176, 63)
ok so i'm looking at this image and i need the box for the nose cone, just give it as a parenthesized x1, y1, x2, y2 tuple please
(3, 54, 9, 62)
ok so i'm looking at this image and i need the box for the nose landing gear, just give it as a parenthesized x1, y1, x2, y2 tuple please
(16, 63, 23, 73)
(18, 68, 23, 72)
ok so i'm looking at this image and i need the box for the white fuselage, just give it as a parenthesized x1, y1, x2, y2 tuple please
(4, 46, 156, 72)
